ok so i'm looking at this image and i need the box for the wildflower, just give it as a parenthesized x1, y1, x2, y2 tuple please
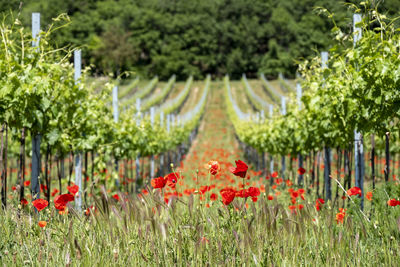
(229, 160, 248, 178)
(67, 185, 79, 196)
(315, 198, 325, 211)
(54, 194, 74, 211)
(336, 208, 346, 224)
(271, 172, 278, 178)
(347, 186, 362, 197)
(32, 199, 48, 212)
(165, 172, 180, 189)
(199, 185, 211, 194)
(387, 199, 400, 207)
(220, 188, 236, 205)
(38, 221, 47, 228)
(297, 167, 306, 175)
(151, 177, 166, 189)
(205, 160, 220, 175)
(366, 191, 373, 201)
(289, 205, 297, 214)
(210, 193, 218, 201)
(12, 186, 17, 191)
(24, 180, 31, 187)
(112, 194, 120, 201)
(267, 195, 274, 200)
(21, 198, 28, 206)
(246, 187, 260, 197)
(51, 188, 59, 197)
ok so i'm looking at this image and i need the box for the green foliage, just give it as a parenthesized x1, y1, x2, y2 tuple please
(227, 2, 400, 156)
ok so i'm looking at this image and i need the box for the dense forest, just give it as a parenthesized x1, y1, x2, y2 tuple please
(1, 0, 399, 80)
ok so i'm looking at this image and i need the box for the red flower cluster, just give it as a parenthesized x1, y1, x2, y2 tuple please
(288, 188, 305, 204)
(151, 172, 181, 190)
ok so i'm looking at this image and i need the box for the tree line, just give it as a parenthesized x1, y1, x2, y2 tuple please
(1, 0, 399, 80)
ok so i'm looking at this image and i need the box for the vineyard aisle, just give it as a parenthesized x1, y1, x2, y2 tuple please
(180, 81, 243, 176)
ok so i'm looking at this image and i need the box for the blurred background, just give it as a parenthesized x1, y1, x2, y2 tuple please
(1, 0, 399, 80)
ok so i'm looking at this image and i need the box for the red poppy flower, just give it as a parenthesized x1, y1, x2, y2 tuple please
(205, 160, 220, 175)
(199, 185, 211, 194)
(315, 198, 325, 211)
(210, 193, 218, 201)
(297, 167, 306, 175)
(67, 185, 79, 195)
(366, 191, 373, 201)
(246, 187, 260, 197)
(32, 199, 48, 212)
(387, 199, 400, 206)
(229, 160, 248, 178)
(267, 195, 274, 200)
(12, 186, 17, 191)
(291, 191, 299, 198)
(220, 188, 236, 205)
(271, 172, 278, 178)
(51, 188, 59, 197)
(165, 172, 180, 189)
(24, 180, 31, 187)
(40, 184, 48, 192)
(151, 177, 166, 189)
(289, 205, 297, 214)
(347, 186, 362, 197)
(298, 204, 304, 210)
(21, 198, 28, 206)
(236, 189, 247, 198)
(336, 208, 346, 224)
(54, 194, 74, 211)
(112, 194, 120, 201)
(38, 221, 47, 228)
(252, 197, 258, 202)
